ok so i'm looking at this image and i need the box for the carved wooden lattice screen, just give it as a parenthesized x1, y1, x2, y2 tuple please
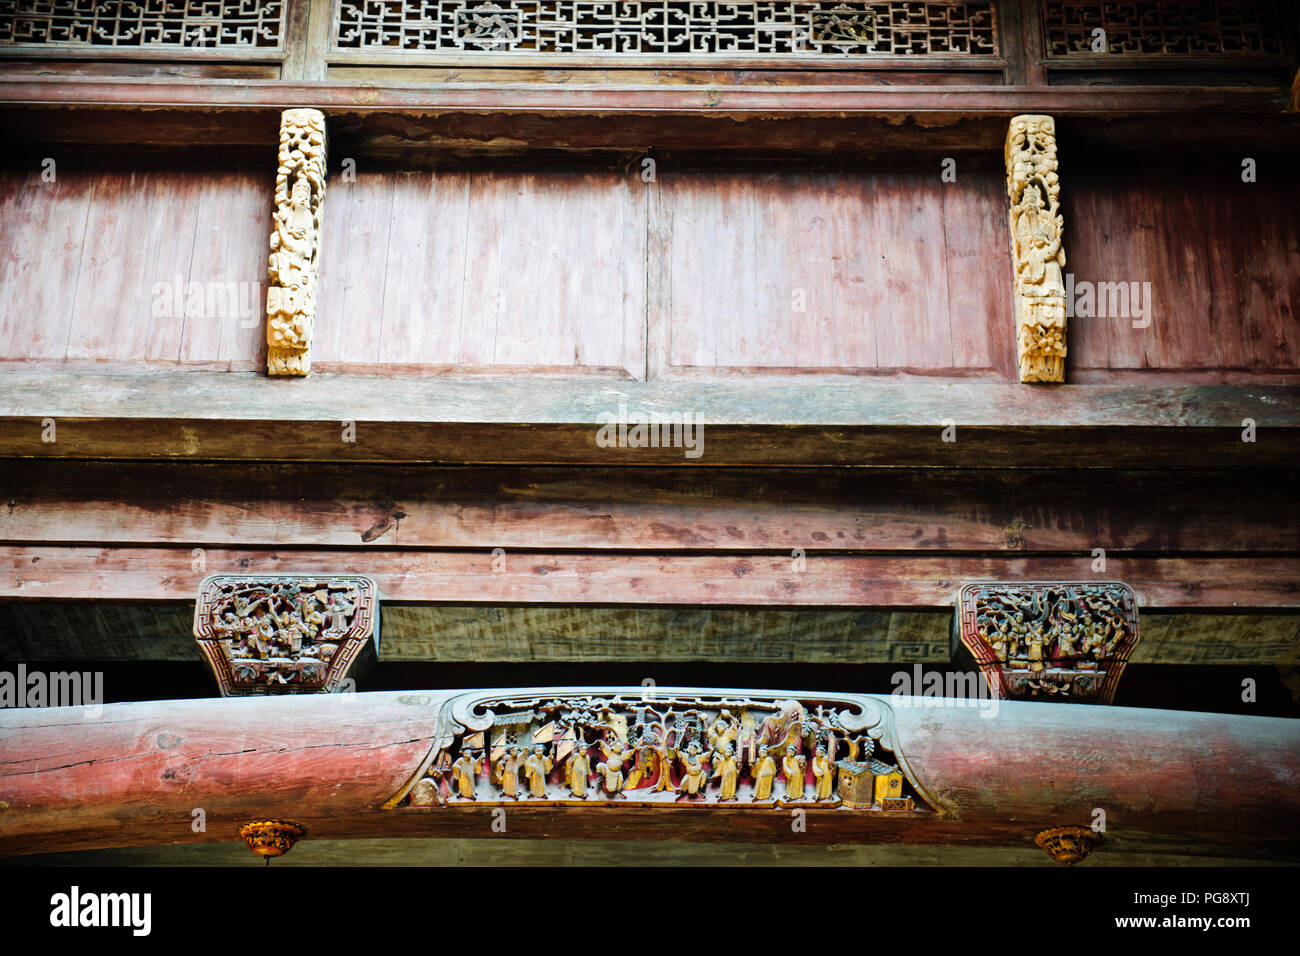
(1041, 0, 1288, 58)
(330, 1, 1001, 59)
(0, 0, 287, 53)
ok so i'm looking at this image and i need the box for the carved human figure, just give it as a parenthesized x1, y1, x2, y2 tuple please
(1028, 633, 1045, 674)
(452, 749, 481, 800)
(497, 747, 523, 799)
(566, 744, 592, 798)
(812, 746, 835, 801)
(651, 740, 677, 792)
(523, 745, 553, 798)
(710, 744, 739, 802)
(707, 708, 739, 755)
(597, 746, 632, 796)
(752, 746, 778, 801)
(782, 746, 807, 801)
(676, 744, 708, 798)
(1014, 184, 1064, 297)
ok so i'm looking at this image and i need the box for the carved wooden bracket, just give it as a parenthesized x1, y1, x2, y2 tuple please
(957, 582, 1139, 704)
(1006, 114, 1066, 383)
(266, 108, 326, 376)
(193, 574, 377, 696)
(385, 687, 938, 813)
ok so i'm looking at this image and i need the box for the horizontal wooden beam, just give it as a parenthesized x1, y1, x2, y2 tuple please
(0, 77, 1290, 115)
(4, 602, 1296, 666)
(2, 547, 1296, 609)
(1, 374, 1296, 467)
(1, 689, 1296, 859)
(3, 463, 1294, 552)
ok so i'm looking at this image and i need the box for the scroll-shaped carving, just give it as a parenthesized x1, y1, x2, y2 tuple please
(266, 108, 325, 376)
(957, 582, 1139, 704)
(385, 687, 937, 813)
(193, 574, 377, 696)
(1006, 114, 1066, 384)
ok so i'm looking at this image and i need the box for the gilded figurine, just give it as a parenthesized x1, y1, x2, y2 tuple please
(676, 744, 708, 798)
(452, 749, 481, 800)
(523, 744, 553, 798)
(782, 746, 807, 801)
(812, 745, 835, 801)
(752, 746, 778, 800)
(710, 744, 739, 802)
(565, 744, 592, 798)
(497, 746, 524, 800)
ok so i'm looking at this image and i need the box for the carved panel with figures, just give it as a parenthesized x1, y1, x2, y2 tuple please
(386, 688, 936, 812)
(957, 582, 1139, 704)
(266, 108, 326, 376)
(193, 574, 377, 695)
(1005, 114, 1066, 383)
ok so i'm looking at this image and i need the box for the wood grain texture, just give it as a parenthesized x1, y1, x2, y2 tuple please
(1, 547, 1296, 609)
(2, 463, 1296, 553)
(1, 692, 1296, 858)
(1068, 162, 1300, 373)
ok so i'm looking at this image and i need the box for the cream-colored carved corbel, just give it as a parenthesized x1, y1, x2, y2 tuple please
(1005, 114, 1066, 383)
(266, 108, 326, 376)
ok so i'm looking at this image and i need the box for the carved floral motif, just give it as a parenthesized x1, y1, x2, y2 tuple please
(266, 108, 325, 376)
(193, 574, 377, 695)
(957, 582, 1139, 703)
(390, 688, 932, 812)
(1005, 114, 1066, 383)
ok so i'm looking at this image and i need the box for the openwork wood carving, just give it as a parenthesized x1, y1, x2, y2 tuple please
(334, 2, 998, 58)
(0, 0, 286, 50)
(386, 687, 937, 812)
(266, 108, 326, 376)
(1042, 1, 1284, 58)
(957, 582, 1139, 704)
(193, 574, 377, 696)
(1005, 114, 1066, 384)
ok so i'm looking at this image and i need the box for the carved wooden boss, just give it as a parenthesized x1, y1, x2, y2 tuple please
(957, 582, 1140, 705)
(260, 107, 1065, 382)
(193, 574, 378, 696)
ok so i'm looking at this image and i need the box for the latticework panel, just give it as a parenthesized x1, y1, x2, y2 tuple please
(333, 1, 999, 57)
(0, 0, 286, 49)
(1042, 0, 1285, 57)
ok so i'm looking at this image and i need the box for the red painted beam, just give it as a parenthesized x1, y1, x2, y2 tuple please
(1, 690, 1296, 859)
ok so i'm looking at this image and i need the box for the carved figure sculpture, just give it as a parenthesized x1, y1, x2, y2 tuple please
(497, 747, 523, 799)
(523, 745, 553, 798)
(782, 746, 807, 801)
(267, 108, 326, 376)
(1005, 114, 1066, 383)
(711, 744, 739, 802)
(812, 746, 835, 801)
(566, 744, 592, 798)
(677, 744, 708, 798)
(753, 747, 778, 800)
(452, 750, 481, 799)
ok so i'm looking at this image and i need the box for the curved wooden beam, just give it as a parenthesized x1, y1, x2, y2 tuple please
(1, 688, 1297, 861)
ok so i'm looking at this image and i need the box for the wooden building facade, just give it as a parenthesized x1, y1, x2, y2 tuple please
(1, 0, 1299, 867)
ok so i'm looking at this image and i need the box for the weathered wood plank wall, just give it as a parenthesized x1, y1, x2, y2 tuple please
(3, 157, 1296, 380)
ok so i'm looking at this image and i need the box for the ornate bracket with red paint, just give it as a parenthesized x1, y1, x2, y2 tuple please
(193, 574, 378, 696)
(957, 581, 1139, 704)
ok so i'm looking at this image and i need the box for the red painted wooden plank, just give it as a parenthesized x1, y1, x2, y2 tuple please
(17, 170, 92, 361)
(1, 546, 1295, 609)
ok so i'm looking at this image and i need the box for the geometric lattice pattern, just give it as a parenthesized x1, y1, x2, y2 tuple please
(335, 1, 998, 56)
(0, 0, 285, 49)
(1042, 0, 1284, 57)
